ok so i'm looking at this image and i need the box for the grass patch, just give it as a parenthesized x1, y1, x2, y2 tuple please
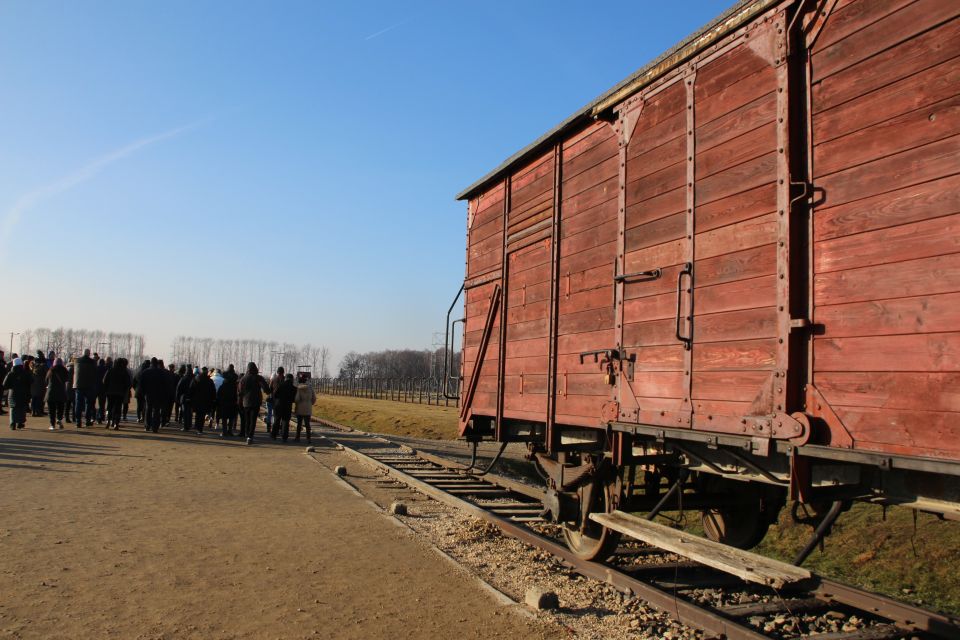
(757, 503, 960, 615)
(312, 393, 458, 440)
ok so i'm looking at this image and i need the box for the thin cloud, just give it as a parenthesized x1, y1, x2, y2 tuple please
(364, 19, 408, 41)
(1, 120, 205, 242)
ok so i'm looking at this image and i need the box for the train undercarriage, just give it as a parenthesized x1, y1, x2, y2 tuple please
(466, 416, 960, 562)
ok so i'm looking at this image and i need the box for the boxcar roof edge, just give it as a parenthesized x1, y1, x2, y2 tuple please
(455, 0, 784, 202)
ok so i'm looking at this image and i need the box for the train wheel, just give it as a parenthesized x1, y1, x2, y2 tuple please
(700, 483, 778, 550)
(562, 479, 621, 561)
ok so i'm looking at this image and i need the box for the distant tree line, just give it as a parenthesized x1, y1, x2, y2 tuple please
(337, 348, 460, 384)
(13, 327, 145, 362)
(169, 336, 331, 377)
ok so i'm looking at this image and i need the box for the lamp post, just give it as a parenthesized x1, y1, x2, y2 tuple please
(8, 332, 19, 355)
(271, 350, 285, 375)
(98, 341, 110, 360)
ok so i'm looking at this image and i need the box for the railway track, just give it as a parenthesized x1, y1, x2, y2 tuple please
(310, 418, 960, 640)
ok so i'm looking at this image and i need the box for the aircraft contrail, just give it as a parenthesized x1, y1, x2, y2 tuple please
(1, 120, 205, 242)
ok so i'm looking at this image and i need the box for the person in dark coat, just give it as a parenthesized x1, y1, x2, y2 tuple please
(176, 367, 195, 432)
(173, 365, 186, 423)
(132, 360, 150, 424)
(163, 364, 178, 427)
(3, 358, 33, 429)
(271, 373, 297, 441)
(73, 349, 98, 427)
(238, 362, 269, 445)
(103, 358, 132, 429)
(139, 358, 167, 433)
(45, 358, 70, 429)
(0, 351, 7, 415)
(189, 367, 216, 434)
(30, 352, 48, 417)
(217, 364, 239, 437)
(64, 359, 75, 423)
(95, 358, 110, 424)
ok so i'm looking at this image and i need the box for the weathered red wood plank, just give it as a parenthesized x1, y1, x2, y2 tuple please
(814, 57, 960, 144)
(504, 374, 549, 395)
(505, 317, 548, 341)
(631, 345, 686, 372)
(692, 399, 752, 418)
(633, 82, 686, 139)
(696, 153, 776, 206)
(623, 318, 678, 348)
(510, 170, 553, 212)
(503, 337, 548, 359)
(470, 215, 502, 244)
(625, 211, 685, 253)
(626, 134, 685, 182)
(625, 187, 686, 229)
(560, 218, 618, 257)
(625, 161, 685, 206)
(624, 239, 685, 274)
(693, 339, 777, 371)
(695, 36, 774, 103)
(629, 111, 685, 159)
(562, 264, 613, 298)
(695, 244, 776, 288)
(624, 263, 687, 300)
(562, 176, 618, 218)
(813, 17, 960, 113)
(695, 275, 777, 316)
(815, 96, 960, 177)
(562, 196, 618, 238)
(695, 182, 776, 233)
(816, 291, 960, 338)
(815, 332, 960, 371)
(562, 240, 617, 274)
(694, 307, 778, 343)
(695, 213, 777, 261)
(815, 135, 959, 208)
(506, 299, 549, 325)
(833, 406, 960, 457)
(563, 121, 615, 163)
(629, 371, 686, 398)
(814, 174, 960, 242)
(696, 93, 776, 155)
(815, 211, 960, 274)
(813, 0, 915, 54)
(564, 131, 619, 182)
(507, 280, 550, 306)
(469, 249, 503, 277)
(697, 121, 776, 181)
(693, 371, 770, 402)
(817, 371, 960, 412)
(812, 0, 960, 81)
(697, 65, 775, 127)
(564, 155, 619, 200)
(557, 306, 616, 335)
(556, 328, 613, 355)
(503, 355, 549, 375)
(623, 291, 675, 323)
(814, 253, 960, 305)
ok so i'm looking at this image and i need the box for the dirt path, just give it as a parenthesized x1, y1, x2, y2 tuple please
(0, 414, 559, 639)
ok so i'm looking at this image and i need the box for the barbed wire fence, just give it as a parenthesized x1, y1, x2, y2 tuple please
(313, 377, 460, 408)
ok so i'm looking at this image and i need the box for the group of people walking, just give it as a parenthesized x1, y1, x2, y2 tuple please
(1, 350, 317, 445)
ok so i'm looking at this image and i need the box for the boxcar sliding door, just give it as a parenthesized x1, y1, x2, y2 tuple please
(616, 8, 798, 440)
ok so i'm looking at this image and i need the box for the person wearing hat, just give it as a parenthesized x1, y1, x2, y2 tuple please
(189, 366, 216, 434)
(73, 349, 98, 427)
(2, 357, 33, 429)
(293, 376, 316, 443)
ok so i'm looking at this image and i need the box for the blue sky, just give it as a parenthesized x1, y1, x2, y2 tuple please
(0, 0, 732, 365)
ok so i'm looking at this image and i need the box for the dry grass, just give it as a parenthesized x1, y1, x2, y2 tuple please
(312, 393, 459, 440)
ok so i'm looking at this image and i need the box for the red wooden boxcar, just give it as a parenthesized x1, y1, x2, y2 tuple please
(454, 0, 960, 558)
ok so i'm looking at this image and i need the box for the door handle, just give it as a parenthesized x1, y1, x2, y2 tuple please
(675, 262, 693, 351)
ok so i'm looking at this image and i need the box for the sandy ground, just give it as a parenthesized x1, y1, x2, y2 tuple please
(0, 412, 559, 639)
